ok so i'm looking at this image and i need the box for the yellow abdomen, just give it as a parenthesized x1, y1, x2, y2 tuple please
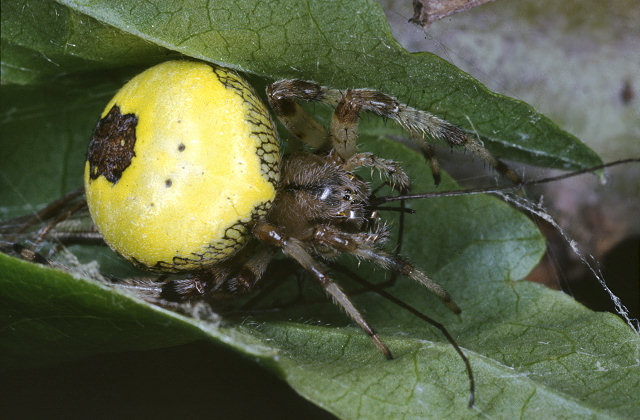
(84, 61, 279, 271)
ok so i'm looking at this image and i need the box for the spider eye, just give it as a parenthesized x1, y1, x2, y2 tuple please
(84, 61, 280, 272)
(320, 187, 332, 200)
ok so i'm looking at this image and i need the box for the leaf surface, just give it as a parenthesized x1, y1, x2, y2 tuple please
(1, 0, 601, 170)
(2, 1, 636, 419)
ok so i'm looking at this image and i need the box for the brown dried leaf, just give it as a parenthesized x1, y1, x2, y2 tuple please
(410, 0, 495, 27)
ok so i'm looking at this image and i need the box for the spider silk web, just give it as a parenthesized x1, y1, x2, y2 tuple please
(382, 2, 640, 335)
(497, 190, 640, 334)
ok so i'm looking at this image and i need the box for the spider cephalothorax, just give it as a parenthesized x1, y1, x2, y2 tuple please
(271, 150, 381, 235)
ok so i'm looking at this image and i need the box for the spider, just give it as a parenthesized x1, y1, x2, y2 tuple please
(3, 60, 525, 406)
(6, 60, 523, 347)
(75, 60, 523, 358)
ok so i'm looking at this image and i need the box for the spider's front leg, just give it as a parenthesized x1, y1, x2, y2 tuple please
(266, 80, 331, 151)
(253, 220, 393, 359)
(340, 151, 410, 192)
(268, 80, 521, 184)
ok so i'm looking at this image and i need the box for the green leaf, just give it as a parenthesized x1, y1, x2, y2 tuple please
(0, 252, 277, 367)
(0, 0, 179, 85)
(2, 0, 600, 171)
(2, 143, 639, 417)
(3, 0, 636, 419)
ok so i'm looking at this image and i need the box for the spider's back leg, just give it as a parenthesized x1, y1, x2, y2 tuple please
(161, 243, 276, 301)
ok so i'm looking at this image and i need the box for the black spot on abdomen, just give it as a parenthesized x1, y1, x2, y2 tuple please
(87, 105, 138, 184)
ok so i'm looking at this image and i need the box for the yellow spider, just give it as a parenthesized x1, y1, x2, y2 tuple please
(82, 60, 519, 362)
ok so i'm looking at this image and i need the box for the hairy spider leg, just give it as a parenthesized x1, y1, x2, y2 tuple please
(1, 187, 85, 242)
(4, 243, 51, 265)
(33, 199, 87, 245)
(416, 139, 442, 186)
(341, 152, 410, 192)
(331, 88, 521, 184)
(0, 187, 102, 261)
(266, 80, 331, 151)
(340, 152, 411, 290)
(267, 80, 521, 184)
(253, 220, 393, 359)
(313, 224, 461, 314)
(223, 244, 277, 293)
(159, 243, 277, 300)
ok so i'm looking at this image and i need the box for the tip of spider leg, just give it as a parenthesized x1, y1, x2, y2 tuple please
(506, 169, 522, 185)
(12, 243, 50, 265)
(446, 298, 462, 315)
(495, 160, 522, 185)
(11, 243, 25, 253)
(372, 334, 394, 359)
(426, 160, 441, 186)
